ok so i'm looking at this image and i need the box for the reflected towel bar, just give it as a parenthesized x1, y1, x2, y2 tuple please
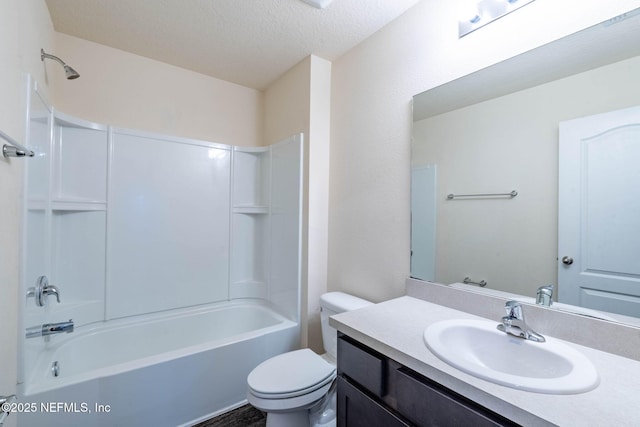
(1, 129, 34, 158)
(447, 190, 517, 200)
(464, 277, 487, 287)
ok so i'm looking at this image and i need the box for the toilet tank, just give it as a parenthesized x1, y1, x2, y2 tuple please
(320, 292, 372, 360)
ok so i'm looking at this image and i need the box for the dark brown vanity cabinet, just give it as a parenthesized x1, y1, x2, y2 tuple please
(337, 333, 520, 427)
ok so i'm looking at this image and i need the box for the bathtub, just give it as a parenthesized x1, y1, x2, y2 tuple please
(18, 300, 299, 427)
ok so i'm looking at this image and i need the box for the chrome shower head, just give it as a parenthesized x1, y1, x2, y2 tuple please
(41, 48, 80, 80)
(63, 65, 80, 80)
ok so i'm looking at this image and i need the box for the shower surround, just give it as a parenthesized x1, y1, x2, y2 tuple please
(18, 79, 303, 426)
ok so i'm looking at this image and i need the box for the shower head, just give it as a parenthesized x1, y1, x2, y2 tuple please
(63, 65, 80, 80)
(41, 48, 80, 80)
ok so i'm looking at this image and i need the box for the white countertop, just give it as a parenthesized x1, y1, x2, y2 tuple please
(330, 296, 640, 427)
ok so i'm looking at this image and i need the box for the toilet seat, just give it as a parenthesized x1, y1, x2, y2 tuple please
(247, 349, 337, 413)
(246, 293, 372, 425)
(248, 349, 336, 399)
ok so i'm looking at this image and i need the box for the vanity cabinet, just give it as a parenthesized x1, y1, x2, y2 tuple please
(337, 333, 519, 427)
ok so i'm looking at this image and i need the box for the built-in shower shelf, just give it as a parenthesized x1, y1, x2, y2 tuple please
(51, 199, 106, 211)
(233, 279, 266, 286)
(233, 205, 269, 214)
(27, 198, 107, 211)
(234, 146, 270, 154)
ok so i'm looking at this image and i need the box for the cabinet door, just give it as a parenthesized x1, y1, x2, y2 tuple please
(395, 368, 518, 427)
(337, 377, 409, 427)
(338, 335, 386, 397)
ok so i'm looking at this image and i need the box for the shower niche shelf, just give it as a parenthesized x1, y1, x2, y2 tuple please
(232, 146, 271, 207)
(51, 199, 107, 211)
(26, 198, 107, 212)
(51, 209, 106, 323)
(230, 146, 272, 298)
(23, 107, 109, 328)
(50, 113, 107, 326)
(53, 112, 108, 206)
(229, 137, 302, 305)
(232, 205, 269, 214)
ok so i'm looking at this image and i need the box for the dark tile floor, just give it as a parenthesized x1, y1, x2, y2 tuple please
(195, 404, 266, 427)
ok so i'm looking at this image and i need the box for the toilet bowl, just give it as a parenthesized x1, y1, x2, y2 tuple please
(246, 292, 372, 427)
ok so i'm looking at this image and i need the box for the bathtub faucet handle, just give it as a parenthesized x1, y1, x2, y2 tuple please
(43, 284, 61, 303)
(26, 275, 61, 307)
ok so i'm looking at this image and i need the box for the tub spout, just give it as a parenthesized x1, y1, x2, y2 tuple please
(26, 319, 74, 339)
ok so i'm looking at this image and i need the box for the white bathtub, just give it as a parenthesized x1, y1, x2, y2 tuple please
(18, 300, 299, 427)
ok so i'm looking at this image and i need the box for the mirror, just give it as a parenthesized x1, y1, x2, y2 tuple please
(411, 9, 640, 325)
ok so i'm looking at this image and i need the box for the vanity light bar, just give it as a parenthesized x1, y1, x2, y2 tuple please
(458, 0, 536, 38)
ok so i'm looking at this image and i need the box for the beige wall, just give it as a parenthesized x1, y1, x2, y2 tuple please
(328, 0, 640, 303)
(306, 57, 331, 352)
(264, 57, 311, 145)
(53, 33, 262, 146)
(413, 55, 640, 297)
(264, 55, 332, 352)
(0, 1, 55, 424)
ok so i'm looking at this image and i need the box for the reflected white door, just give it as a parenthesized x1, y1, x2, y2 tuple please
(558, 106, 640, 317)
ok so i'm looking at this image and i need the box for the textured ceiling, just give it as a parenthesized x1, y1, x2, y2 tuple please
(45, 0, 420, 90)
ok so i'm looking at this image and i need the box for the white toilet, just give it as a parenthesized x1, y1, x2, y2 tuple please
(247, 292, 372, 427)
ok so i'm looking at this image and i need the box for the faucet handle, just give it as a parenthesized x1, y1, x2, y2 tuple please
(504, 300, 523, 320)
(498, 301, 545, 342)
(536, 284, 554, 306)
(537, 284, 554, 293)
(43, 284, 61, 303)
(26, 276, 61, 307)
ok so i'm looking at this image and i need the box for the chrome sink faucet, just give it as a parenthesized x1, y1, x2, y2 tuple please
(536, 284, 554, 307)
(25, 319, 74, 339)
(497, 301, 545, 342)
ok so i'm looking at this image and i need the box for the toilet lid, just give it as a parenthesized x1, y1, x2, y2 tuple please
(248, 349, 336, 398)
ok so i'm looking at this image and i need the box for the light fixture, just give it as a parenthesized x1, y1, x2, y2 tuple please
(300, 0, 334, 9)
(40, 48, 80, 80)
(458, 0, 536, 38)
(458, 0, 482, 24)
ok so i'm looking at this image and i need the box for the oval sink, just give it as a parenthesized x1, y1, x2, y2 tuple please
(424, 319, 599, 394)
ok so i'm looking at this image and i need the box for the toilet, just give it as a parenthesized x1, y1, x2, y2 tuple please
(247, 292, 372, 427)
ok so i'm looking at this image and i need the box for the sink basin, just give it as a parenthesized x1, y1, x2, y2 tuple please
(424, 319, 599, 394)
